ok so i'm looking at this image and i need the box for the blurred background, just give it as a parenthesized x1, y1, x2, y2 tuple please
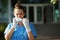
(0, 0, 60, 40)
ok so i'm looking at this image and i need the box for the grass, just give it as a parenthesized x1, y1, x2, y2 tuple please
(0, 23, 7, 40)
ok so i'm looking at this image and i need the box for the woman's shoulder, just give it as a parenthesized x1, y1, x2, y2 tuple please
(7, 23, 13, 28)
(29, 22, 35, 27)
(8, 23, 13, 26)
(29, 22, 34, 25)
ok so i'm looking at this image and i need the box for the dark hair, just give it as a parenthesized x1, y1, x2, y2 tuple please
(14, 2, 25, 13)
(14, 2, 21, 8)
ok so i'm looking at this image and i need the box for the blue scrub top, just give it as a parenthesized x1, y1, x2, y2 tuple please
(4, 23, 37, 40)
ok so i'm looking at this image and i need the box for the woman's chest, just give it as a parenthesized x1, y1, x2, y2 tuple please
(13, 26, 27, 37)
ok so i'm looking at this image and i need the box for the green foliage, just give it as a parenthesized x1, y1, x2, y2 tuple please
(0, 23, 7, 40)
(0, 23, 7, 32)
(50, 0, 57, 4)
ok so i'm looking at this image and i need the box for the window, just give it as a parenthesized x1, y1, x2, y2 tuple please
(0, 0, 8, 23)
(37, 7, 42, 22)
(29, 6, 34, 22)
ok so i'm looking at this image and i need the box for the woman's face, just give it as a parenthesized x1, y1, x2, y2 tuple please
(14, 8, 25, 19)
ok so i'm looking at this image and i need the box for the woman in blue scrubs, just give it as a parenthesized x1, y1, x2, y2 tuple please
(4, 3, 37, 40)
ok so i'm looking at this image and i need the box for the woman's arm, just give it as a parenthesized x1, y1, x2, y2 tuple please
(22, 18, 35, 40)
(4, 27, 15, 40)
(4, 18, 17, 40)
(28, 31, 34, 40)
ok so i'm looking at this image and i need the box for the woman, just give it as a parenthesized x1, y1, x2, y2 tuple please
(4, 3, 37, 40)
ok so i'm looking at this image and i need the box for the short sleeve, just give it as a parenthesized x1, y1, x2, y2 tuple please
(4, 23, 12, 35)
(29, 23, 37, 38)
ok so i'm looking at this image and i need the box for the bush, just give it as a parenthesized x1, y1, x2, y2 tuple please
(0, 23, 7, 40)
(0, 23, 7, 32)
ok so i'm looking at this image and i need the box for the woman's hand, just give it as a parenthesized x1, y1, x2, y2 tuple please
(13, 18, 23, 28)
(22, 18, 34, 40)
(12, 18, 18, 28)
(22, 18, 31, 33)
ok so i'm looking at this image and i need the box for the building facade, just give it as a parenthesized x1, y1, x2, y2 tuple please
(0, 0, 60, 24)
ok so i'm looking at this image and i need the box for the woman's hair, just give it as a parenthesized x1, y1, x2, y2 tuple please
(14, 2, 21, 8)
(14, 2, 25, 13)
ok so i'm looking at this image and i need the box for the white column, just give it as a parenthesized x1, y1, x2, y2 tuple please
(8, 0, 11, 23)
(42, 6, 44, 24)
(53, 4, 55, 23)
(26, 6, 29, 19)
(34, 6, 37, 23)
(59, 0, 60, 22)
